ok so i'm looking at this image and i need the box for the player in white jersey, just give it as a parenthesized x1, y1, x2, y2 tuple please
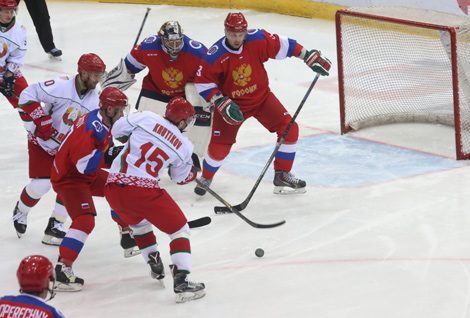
(0, 0, 28, 112)
(104, 97, 206, 303)
(12, 53, 104, 245)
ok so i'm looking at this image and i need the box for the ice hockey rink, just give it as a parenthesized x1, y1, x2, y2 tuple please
(2, 1, 470, 317)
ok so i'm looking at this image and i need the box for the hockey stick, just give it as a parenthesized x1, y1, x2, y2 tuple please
(133, 8, 151, 47)
(195, 178, 285, 229)
(188, 216, 211, 228)
(214, 73, 321, 214)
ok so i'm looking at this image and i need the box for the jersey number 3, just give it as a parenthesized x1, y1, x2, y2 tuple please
(135, 142, 169, 177)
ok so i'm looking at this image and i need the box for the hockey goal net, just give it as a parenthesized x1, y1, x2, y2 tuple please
(336, 6, 470, 159)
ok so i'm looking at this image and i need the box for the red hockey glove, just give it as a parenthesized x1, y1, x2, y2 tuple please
(304, 49, 331, 76)
(214, 96, 244, 125)
(178, 167, 197, 185)
(33, 115, 53, 141)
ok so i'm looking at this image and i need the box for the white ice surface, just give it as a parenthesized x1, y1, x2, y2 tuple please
(1, 2, 470, 318)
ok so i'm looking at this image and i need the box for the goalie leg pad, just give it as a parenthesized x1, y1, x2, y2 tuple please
(185, 106, 212, 158)
(136, 95, 168, 114)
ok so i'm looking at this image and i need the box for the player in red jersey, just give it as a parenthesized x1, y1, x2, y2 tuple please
(50, 87, 129, 292)
(0, 255, 65, 318)
(194, 12, 331, 195)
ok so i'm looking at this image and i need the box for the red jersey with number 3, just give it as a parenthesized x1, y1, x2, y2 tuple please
(195, 28, 302, 112)
(106, 111, 194, 188)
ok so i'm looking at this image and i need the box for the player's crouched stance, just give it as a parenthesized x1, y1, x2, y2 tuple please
(0, 255, 65, 318)
(104, 97, 205, 303)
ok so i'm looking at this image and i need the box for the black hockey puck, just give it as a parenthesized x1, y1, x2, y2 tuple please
(255, 248, 264, 257)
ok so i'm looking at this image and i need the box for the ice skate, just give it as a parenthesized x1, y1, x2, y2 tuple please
(118, 225, 140, 258)
(54, 262, 84, 292)
(194, 176, 212, 196)
(149, 251, 165, 285)
(170, 264, 205, 303)
(273, 170, 307, 195)
(47, 48, 62, 61)
(11, 202, 27, 238)
(42, 217, 66, 246)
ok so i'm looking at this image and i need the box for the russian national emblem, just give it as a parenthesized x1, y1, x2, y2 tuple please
(232, 64, 252, 87)
(162, 67, 184, 89)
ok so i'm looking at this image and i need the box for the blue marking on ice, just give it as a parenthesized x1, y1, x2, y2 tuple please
(222, 133, 469, 187)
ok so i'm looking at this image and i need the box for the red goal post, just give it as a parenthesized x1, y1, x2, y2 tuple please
(336, 6, 470, 159)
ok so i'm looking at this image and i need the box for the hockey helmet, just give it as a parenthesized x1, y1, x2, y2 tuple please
(99, 87, 128, 109)
(17, 255, 54, 293)
(0, 0, 17, 10)
(165, 97, 195, 125)
(159, 21, 184, 60)
(224, 12, 248, 33)
(77, 53, 106, 74)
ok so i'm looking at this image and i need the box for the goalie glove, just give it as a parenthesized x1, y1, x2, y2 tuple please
(212, 94, 243, 125)
(100, 58, 137, 91)
(104, 145, 124, 165)
(33, 115, 53, 141)
(303, 49, 331, 76)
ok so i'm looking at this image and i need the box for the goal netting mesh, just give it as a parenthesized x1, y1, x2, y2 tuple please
(336, 6, 470, 159)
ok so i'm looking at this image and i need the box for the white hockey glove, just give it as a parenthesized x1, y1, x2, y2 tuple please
(100, 59, 137, 91)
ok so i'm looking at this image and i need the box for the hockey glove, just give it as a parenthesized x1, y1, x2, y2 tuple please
(178, 167, 197, 185)
(104, 145, 124, 165)
(1, 75, 16, 98)
(304, 49, 331, 76)
(214, 96, 244, 125)
(33, 115, 53, 141)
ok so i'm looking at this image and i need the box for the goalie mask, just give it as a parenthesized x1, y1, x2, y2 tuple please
(159, 21, 184, 61)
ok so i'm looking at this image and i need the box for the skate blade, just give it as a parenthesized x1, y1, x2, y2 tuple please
(54, 282, 83, 292)
(273, 186, 307, 195)
(42, 235, 63, 246)
(124, 248, 141, 258)
(156, 278, 165, 288)
(16, 231, 23, 239)
(175, 290, 206, 303)
(48, 54, 62, 61)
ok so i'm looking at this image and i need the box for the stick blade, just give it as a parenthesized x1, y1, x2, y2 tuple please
(188, 216, 211, 228)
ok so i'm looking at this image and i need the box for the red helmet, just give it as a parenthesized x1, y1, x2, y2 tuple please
(224, 12, 248, 33)
(165, 97, 195, 123)
(77, 53, 106, 73)
(0, 0, 17, 10)
(17, 255, 54, 293)
(99, 87, 128, 109)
